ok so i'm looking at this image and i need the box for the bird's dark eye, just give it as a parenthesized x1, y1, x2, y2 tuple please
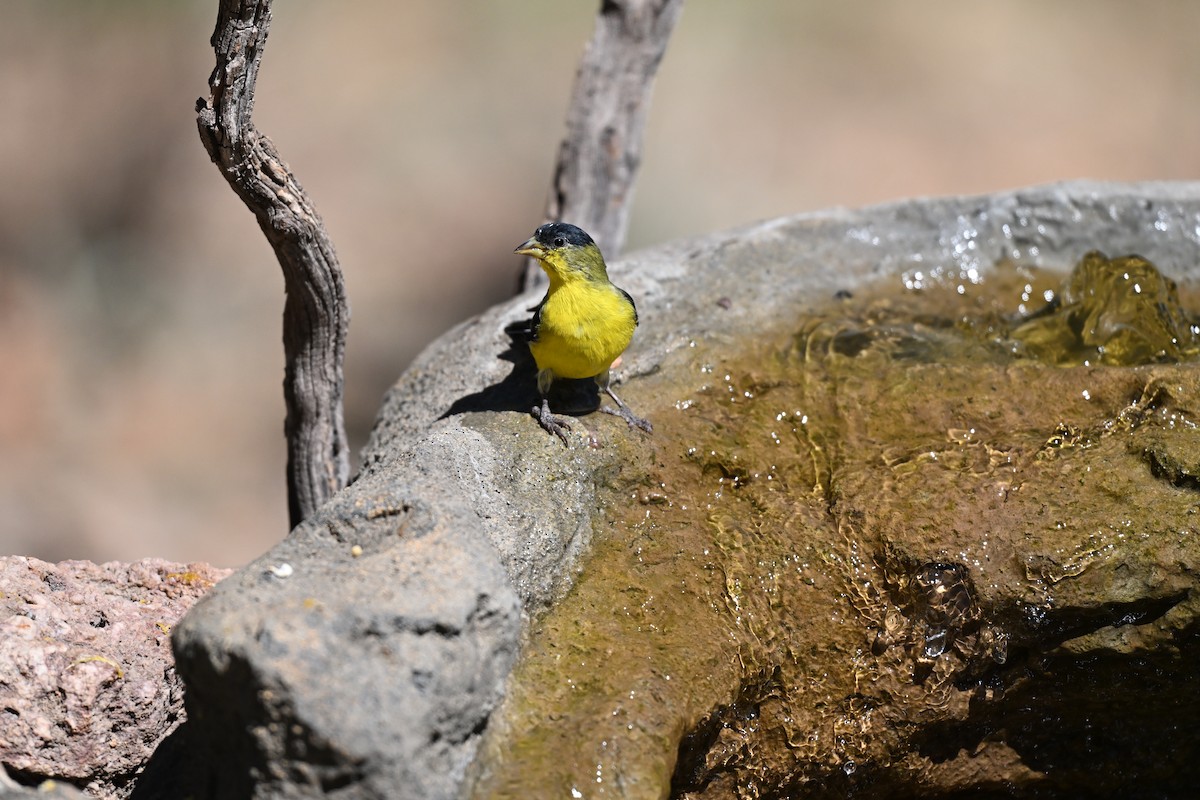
(554, 237, 566, 248)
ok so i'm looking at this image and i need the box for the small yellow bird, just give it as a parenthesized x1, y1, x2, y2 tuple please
(514, 222, 652, 444)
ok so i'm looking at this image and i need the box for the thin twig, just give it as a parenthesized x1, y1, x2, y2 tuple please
(196, 0, 350, 528)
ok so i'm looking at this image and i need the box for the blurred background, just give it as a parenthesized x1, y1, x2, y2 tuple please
(2, 1, 1198, 567)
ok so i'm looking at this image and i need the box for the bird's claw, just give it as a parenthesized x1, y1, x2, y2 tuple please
(533, 401, 573, 446)
(600, 404, 653, 433)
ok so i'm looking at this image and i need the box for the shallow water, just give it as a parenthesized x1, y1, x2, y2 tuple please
(469, 253, 1200, 799)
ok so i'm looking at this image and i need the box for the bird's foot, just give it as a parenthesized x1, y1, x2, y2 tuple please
(533, 400, 573, 445)
(600, 404, 653, 433)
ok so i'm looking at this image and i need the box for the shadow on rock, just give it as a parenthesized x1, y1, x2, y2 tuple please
(439, 319, 602, 420)
(127, 722, 203, 800)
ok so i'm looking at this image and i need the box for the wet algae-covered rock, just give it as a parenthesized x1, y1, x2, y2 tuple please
(467, 253, 1200, 799)
(1012, 250, 1200, 364)
(167, 182, 1200, 799)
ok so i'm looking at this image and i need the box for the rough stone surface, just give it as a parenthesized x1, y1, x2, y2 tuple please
(166, 181, 1200, 798)
(0, 557, 229, 798)
(157, 479, 522, 800)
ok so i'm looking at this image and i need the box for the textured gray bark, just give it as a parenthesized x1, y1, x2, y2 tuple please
(196, 1, 350, 528)
(524, 0, 684, 290)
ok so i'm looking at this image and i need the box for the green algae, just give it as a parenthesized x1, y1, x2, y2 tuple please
(1012, 251, 1200, 366)
(468, 252, 1200, 799)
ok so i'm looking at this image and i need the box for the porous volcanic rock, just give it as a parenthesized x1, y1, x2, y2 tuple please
(0, 557, 229, 798)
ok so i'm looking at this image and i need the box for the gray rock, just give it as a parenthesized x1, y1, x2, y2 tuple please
(164, 477, 523, 800)
(0, 769, 87, 799)
(167, 181, 1200, 798)
(0, 557, 229, 799)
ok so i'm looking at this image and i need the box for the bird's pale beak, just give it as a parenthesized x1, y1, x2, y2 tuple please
(514, 237, 545, 258)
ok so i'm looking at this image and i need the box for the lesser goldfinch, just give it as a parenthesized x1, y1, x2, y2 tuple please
(514, 222, 652, 444)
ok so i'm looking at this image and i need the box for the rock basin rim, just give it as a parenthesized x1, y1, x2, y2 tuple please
(49, 179, 1200, 800)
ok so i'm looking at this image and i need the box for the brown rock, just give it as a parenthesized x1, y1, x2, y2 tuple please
(0, 557, 229, 798)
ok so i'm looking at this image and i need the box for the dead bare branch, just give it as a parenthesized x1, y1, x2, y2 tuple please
(196, 0, 349, 528)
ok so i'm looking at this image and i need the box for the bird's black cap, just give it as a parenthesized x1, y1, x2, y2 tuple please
(534, 222, 595, 248)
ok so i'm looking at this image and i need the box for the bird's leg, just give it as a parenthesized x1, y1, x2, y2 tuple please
(532, 369, 573, 445)
(533, 398, 573, 445)
(598, 371, 653, 433)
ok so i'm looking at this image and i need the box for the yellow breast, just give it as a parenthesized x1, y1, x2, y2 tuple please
(529, 281, 637, 380)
